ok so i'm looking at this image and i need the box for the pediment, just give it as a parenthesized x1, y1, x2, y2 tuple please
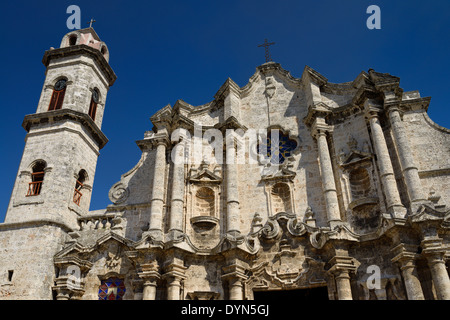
(260, 166, 296, 181)
(341, 150, 372, 168)
(54, 231, 134, 259)
(189, 168, 222, 183)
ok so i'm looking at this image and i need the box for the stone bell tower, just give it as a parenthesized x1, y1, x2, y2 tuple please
(0, 27, 116, 299)
(4, 27, 116, 229)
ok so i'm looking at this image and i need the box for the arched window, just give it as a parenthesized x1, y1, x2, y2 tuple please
(27, 161, 46, 196)
(101, 46, 108, 57)
(48, 79, 67, 111)
(73, 170, 87, 206)
(88, 88, 99, 121)
(271, 182, 292, 214)
(195, 187, 215, 216)
(69, 35, 77, 46)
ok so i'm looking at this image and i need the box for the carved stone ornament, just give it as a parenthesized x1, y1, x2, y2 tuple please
(260, 212, 307, 241)
(108, 182, 129, 204)
(105, 244, 122, 269)
(264, 77, 276, 98)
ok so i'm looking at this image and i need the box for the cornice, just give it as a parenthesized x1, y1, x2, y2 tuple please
(42, 44, 116, 86)
(22, 109, 108, 149)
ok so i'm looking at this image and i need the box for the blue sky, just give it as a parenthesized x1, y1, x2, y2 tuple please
(0, 0, 449, 222)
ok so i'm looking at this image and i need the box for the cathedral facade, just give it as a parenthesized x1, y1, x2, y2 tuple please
(0, 28, 449, 300)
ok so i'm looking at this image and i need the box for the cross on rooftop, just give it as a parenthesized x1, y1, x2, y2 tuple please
(258, 38, 276, 62)
(87, 18, 96, 28)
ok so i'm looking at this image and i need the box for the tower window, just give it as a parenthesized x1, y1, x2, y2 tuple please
(88, 88, 99, 121)
(27, 161, 46, 196)
(69, 35, 77, 46)
(48, 79, 67, 111)
(73, 170, 87, 206)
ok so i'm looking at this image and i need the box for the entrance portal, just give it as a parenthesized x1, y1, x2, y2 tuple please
(253, 286, 328, 300)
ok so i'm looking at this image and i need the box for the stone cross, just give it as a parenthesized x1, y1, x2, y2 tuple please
(87, 18, 96, 28)
(258, 38, 276, 62)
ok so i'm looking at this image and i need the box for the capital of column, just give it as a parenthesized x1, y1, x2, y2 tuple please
(421, 237, 446, 260)
(221, 264, 248, 300)
(221, 263, 248, 282)
(162, 263, 187, 282)
(139, 270, 161, 283)
(391, 243, 420, 268)
(137, 130, 171, 151)
(310, 117, 333, 139)
(363, 99, 383, 119)
(327, 255, 359, 275)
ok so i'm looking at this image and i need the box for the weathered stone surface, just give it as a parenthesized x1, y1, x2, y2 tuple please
(0, 29, 449, 300)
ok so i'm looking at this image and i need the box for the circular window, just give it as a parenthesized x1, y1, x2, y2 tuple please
(54, 79, 67, 91)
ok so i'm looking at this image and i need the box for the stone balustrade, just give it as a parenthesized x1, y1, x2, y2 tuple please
(78, 214, 117, 231)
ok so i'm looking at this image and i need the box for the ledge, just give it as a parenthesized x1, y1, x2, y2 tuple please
(22, 109, 108, 149)
(190, 216, 219, 230)
(349, 197, 379, 210)
(42, 44, 116, 86)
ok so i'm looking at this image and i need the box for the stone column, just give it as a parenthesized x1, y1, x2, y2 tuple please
(55, 288, 71, 300)
(138, 262, 161, 300)
(334, 269, 353, 300)
(142, 278, 158, 300)
(311, 121, 341, 226)
(166, 276, 183, 300)
(228, 277, 244, 300)
(222, 262, 247, 300)
(162, 263, 187, 300)
(148, 134, 169, 240)
(426, 254, 450, 300)
(169, 137, 186, 240)
(328, 255, 358, 300)
(225, 131, 241, 237)
(391, 244, 425, 300)
(387, 106, 426, 207)
(364, 100, 406, 218)
(421, 238, 450, 300)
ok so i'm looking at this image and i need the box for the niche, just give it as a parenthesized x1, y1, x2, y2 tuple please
(271, 182, 293, 214)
